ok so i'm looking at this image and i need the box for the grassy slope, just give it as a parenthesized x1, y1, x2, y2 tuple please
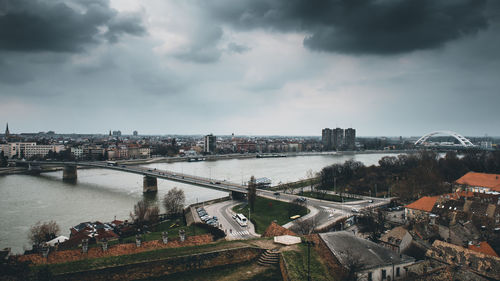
(233, 197, 308, 234)
(282, 244, 336, 281)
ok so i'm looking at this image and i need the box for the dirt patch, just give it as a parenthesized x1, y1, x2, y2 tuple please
(262, 222, 297, 237)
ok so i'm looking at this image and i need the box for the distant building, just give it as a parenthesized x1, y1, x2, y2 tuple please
(5, 123, 10, 139)
(322, 128, 332, 150)
(133, 130, 138, 136)
(333, 127, 344, 150)
(0, 142, 64, 159)
(112, 130, 122, 137)
(345, 128, 356, 150)
(71, 147, 84, 159)
(204, 134, 216, 154)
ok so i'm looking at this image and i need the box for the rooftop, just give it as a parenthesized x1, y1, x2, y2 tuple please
(456, 172, 500, 191)
(319, 231, 414, 270)
(405, 196, 438, 212)
(468, 241, 498, 257)
(380, 226, 409, 246)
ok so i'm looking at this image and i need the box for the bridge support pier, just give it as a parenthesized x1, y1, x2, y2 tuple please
(143, 176, 158, 193)
(63, 165, 77, 182)
(231, 191, 246, 200)
(28, 164, 41, 175)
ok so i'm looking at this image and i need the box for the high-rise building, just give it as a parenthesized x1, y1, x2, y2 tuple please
(345, 128, 356, 150)
(133, 130, 138, 136)
(204, 134, 216, 154)
(322, 128, 333, 151)
(333, 128, 344, 150)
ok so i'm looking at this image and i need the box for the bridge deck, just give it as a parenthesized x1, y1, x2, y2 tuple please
(15, 161, 248, 193)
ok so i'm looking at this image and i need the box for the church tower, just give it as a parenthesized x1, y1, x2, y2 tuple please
(5, 123, 10, 140)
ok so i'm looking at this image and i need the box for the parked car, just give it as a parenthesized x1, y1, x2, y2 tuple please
(212, 216, 218, 221)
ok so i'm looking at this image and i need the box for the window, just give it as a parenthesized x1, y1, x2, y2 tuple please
(368, 272, 372, 281)
(396, 267, 400, 277)
(382, 269, 387, 279)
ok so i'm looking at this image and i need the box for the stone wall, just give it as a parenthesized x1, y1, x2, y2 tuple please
(53, 246, 263, 281)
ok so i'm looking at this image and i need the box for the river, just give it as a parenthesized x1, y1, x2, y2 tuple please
(0, 152, 400, 253)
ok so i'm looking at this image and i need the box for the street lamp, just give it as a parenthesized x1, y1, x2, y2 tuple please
(305, 240, 315, 281)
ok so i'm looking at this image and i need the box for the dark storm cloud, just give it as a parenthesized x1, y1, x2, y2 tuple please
(203, 0, 493, 54)
(0, 0, 145, 53)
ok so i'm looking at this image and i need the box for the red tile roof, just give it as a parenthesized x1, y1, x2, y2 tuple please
(405, 196, 438, 212)
(468, 241, 499, 257)
(456, 172, 500, 191)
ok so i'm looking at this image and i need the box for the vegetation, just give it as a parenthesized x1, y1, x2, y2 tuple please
(247, 176, 257, 211)
(28, 220, 60, 247)
(233, 196, 308, 233)
(318, 150, 500, 202)
(0, 151, 8, 167)
(140, 261, 282, 281)
(163, 187, 186, 216)
(120, 219, 208, 243)
(282, 244, 334, 281)
(300, 191, 357, 202)
(130, 199, 160, 228)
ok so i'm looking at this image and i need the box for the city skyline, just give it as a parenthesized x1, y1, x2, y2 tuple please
(1, 0, 500, 136)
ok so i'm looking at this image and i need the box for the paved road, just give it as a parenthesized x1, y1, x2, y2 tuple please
(203, 200, 259, 240)
(256, 188, 391, 231)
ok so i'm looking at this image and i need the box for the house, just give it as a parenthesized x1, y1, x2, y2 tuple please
(319, 231, 415, 281)
(405, 196, 438, 220)
(426, 240, 500, 280)
(455, 172, 500, 193)
(380, 226, 413, 254)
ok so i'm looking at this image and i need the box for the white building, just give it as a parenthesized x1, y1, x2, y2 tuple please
(71, 147, 84, 159)
(0, 143, 64, 159)
(24, 144, 65, 159)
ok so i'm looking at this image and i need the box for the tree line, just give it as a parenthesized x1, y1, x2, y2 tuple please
(318, 150, 500, 202)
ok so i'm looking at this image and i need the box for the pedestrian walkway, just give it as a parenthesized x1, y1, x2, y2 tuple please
(231, 230, 250, 237)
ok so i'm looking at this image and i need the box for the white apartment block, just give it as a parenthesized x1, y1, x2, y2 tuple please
(0, 142, 64, 159)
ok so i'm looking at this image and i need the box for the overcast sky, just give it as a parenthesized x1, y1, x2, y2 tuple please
(1, 0, 499, 137)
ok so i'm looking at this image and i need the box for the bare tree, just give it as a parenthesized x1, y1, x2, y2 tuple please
(131, 199, 160, 226)
(28, 221, 60, 247)
(247, 176, 257, 211)
(163, 187, 186, 216)
(357, 209, 386, 242)
(293, 217, 318, 235)
(306, 169, 315, 193)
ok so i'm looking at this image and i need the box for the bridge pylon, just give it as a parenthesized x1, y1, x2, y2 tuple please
(63, 165, 77, 182)
(143, 175, 158, 193)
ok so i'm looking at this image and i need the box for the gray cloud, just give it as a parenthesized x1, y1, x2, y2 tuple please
(203, 0, 493, 55)
(226, 42, 250, 54)
(173, 25, 223, 63)
(0, 0, 145, 53)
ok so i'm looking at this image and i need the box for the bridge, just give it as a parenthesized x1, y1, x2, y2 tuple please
(414, 131, 475, 147)
(13, 160, 248, 195)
